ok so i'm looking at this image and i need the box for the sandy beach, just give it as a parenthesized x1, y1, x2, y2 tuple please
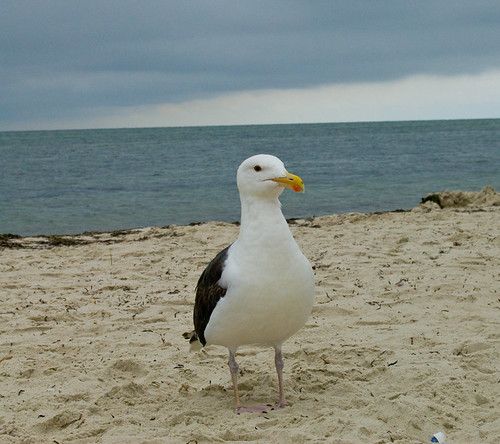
(1, 190, 499, 443)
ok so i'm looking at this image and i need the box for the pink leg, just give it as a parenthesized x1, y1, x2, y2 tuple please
(274, 346, 287, 408)
(228, 350, 241, 409)
(228, 349, 271, 414)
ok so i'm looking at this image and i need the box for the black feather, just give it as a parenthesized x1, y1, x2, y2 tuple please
(194, 245, 230, 346)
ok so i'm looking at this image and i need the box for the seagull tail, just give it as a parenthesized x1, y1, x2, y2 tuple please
(182, 330, 203, 352)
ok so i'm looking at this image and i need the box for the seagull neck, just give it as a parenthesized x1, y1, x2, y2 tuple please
(239, 195, 291, 242)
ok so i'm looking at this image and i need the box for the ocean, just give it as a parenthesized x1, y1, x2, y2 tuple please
(1, 119, 499, 236)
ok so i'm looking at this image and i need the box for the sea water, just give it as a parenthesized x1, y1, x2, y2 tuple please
(0, 119, 499, 236)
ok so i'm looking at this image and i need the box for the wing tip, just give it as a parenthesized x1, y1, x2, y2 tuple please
(183, 330, 203, 352)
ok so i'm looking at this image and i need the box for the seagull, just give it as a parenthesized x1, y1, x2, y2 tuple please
(185, 154, 315, 413)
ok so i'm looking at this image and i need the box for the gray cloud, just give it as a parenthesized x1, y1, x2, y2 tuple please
(1, 1, 500, 128)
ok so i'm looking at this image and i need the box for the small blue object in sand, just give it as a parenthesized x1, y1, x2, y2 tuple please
(431, 431, 446, 443)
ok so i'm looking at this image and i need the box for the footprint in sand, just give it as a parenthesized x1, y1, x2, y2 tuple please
(109, 359, 148, 378)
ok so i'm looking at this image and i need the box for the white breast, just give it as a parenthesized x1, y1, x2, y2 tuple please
(204, 238, 315, 348)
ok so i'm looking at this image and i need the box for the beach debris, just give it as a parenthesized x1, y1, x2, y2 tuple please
(0, 233, 23, 249)
(430, 431, 446, 443)
(421, 186, 499, 208)
(395, 278, 408, 287)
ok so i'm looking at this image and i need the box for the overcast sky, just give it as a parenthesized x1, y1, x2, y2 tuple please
(1, 1, 500, 130)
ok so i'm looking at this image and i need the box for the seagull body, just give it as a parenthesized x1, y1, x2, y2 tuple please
(187, 154, 315, 412)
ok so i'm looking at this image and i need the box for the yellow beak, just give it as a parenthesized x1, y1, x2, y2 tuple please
(271, 172, 305, 193)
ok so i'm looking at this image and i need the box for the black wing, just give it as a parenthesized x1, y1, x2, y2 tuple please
(193, 245, 230, 346)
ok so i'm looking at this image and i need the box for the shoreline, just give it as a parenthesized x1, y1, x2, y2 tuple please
(2, 187, 497, 246)
(0, 209, 409, 243)
(0, 210, 411, 249)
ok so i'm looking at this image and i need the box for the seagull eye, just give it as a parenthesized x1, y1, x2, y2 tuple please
(253, 165, 262, 172)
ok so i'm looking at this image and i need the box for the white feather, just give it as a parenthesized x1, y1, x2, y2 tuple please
(204, 154, 315, 349)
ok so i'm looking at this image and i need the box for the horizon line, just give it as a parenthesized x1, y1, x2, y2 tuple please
(2, 116, 499, 134)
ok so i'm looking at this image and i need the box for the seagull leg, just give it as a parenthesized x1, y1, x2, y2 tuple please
(274, 346, 287, 408)
(228, 349, 241, 410)
(229, 349, 271, 414)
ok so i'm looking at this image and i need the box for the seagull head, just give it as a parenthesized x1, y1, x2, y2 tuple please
(236, 154, 304, 198)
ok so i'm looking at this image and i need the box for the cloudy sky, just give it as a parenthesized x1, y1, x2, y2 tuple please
(1, 1, 500, 130)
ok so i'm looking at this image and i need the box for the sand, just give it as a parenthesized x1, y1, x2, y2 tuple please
(1, 193, 499, 443)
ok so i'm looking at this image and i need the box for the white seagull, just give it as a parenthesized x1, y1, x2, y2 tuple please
(185, 154, 315, 413)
